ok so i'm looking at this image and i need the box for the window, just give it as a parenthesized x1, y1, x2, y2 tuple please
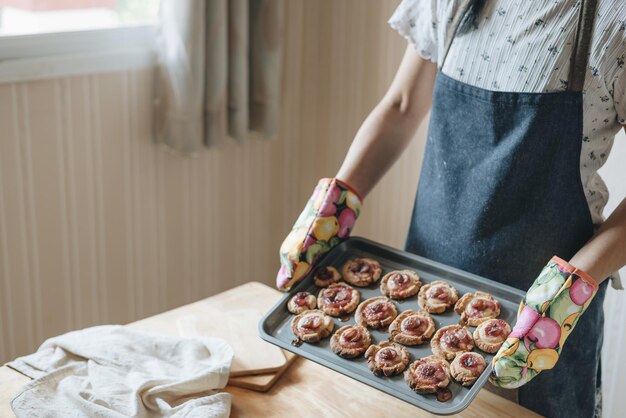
(0, 0, 158, 36)
(0, 0, 160, 83)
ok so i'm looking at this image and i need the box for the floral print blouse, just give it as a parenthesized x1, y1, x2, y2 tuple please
(389, 0, 626, 229)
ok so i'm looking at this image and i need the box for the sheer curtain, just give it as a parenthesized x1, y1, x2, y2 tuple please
(155, 0, 285, 153)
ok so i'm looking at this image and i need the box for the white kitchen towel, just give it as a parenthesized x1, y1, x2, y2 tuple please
(6, 325, 233, 417)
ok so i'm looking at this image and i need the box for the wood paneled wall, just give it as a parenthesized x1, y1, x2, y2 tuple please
(0, 0, 426, 363)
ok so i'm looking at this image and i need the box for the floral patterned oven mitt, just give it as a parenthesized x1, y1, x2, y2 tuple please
(276, 178, 362, 291)
(490, 256, 599, 388)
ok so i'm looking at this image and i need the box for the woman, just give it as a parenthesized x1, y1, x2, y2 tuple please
(276, 1, 626, 416)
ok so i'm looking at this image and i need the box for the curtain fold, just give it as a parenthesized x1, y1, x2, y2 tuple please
(249, 0, 285, 138)
(155, 0, 285, 153)
(228, 0, 249, 142)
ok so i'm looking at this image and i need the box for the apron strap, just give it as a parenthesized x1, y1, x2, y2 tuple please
(568, 0, 598, 92)
(440, 0, 598, 92)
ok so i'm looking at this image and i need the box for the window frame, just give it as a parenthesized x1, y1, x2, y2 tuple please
(0, 24, 157, 83)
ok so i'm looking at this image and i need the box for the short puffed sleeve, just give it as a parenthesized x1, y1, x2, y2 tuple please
(388, 0, 439, 63)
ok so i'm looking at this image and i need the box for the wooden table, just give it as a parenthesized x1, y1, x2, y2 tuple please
(0, 282, 540, 418)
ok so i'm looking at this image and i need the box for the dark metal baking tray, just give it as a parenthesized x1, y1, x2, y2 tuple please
(259, 237, 524, 415)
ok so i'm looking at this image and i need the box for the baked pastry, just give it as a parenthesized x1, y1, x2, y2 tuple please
(313, 266, 341, 287)
(355, 296, 398, 329)
(364, 341, 410, 377)
(291, 309, 334, 343)
(389, 309, 436, 346)
(330, 324, 372, 358)
(454, 291, 501, 326)
(450, 352, 487, 387)
(380, 270, 422, 299)
(342, 257, 382, 287)
(418, 280, 459, 314)
(287, 291, 317, 314)
(317, 283, 360, 317)
(431, 324, 474, 360)
(404, 355, 451, 394)
(473, 318, 512, 353)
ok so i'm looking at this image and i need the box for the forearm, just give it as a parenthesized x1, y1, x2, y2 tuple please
(569, 196, 626, 283)
(336, 48, 436, 197)
(335, 96, 428, 198)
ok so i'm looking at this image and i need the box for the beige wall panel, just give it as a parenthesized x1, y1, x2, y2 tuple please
(0, 85, 36, 360)
(64, 77, 99, 329)
(95, 73, 133, 325)
(132, 71, 161, 319)
(25, 80, 69, 341)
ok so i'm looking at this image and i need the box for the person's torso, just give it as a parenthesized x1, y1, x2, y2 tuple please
(430, 0, 626, 225)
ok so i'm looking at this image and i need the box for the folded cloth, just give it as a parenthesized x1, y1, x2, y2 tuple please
(6, 325, 233, 417)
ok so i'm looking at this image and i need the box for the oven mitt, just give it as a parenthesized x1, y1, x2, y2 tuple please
(490, 256, 599, 388)
(276, 178, 362, 291)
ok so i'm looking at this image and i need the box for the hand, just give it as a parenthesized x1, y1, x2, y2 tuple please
(490, 256, 599, 388)
(275, 178, 363, 291)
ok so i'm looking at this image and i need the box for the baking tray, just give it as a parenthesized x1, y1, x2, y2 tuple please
(259, 237, 524, 415)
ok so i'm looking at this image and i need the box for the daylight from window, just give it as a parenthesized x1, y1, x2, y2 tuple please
(0, 0, 158, 36)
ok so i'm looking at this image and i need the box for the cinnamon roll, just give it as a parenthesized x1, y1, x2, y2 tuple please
(450, 352, 487, 387)
(380, 270, 421, 300)
(342, 257, 382, 287)
(364, 341, 410, 377)
(404, 355, 451, 394)
(354, 296, 398, 329)
(431, 324, 474, 360)
(389, 309, 436, 346)
(418, 280, 459, 314)
(473, 318, 512, 353)
(287, 291, 317, 315)
(330, 324, 372, 358)
(291, 309, 334, 343)
(454, 291, 501, 326)
(317, 283, 360, 317)
(313, 266, 342, 287)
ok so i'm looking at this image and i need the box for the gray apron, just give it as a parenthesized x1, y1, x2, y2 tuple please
(404, 0, 607, 416)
